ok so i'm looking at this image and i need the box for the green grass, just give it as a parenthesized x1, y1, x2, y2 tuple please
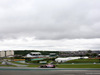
(66, 59, 100, 63)
(10, 61, 28, 65)
(56, 64, 100, 68)
(0, 65, 16, 67)
(27, 64, 41, 67)
(10, 61, 42, 67)
(0, 62, 16, 67)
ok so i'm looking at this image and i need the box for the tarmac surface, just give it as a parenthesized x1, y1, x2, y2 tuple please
(0, 67, 100, 75)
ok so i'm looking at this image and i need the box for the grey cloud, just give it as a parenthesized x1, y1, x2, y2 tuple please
(0, 0, 100, 40)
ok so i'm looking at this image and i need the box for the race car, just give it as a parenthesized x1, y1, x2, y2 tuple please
(40, 64, 55, 68)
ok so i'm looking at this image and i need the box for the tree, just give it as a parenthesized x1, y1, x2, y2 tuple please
(87, 50, 92, 53)
(86, 53, 90, 57)
(92, 53, 98, 57)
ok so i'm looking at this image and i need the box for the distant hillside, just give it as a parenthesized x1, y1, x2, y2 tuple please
(14, 50, 59, 56)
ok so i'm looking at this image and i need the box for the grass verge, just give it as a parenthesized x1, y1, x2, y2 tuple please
(56, 64, 100, 68)
(0, 65, 16, 67)
(10, 61, 27, 65)
(27, 64, 40, 67)
(66, 59, 100, 63)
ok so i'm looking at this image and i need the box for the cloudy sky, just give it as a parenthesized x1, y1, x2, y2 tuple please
(0, 0, 100, 51)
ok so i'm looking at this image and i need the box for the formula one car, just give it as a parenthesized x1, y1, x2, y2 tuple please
(40, 64, 55, 68)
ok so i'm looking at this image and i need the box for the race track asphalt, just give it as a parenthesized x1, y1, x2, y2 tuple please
(0, 67, 100, 75)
